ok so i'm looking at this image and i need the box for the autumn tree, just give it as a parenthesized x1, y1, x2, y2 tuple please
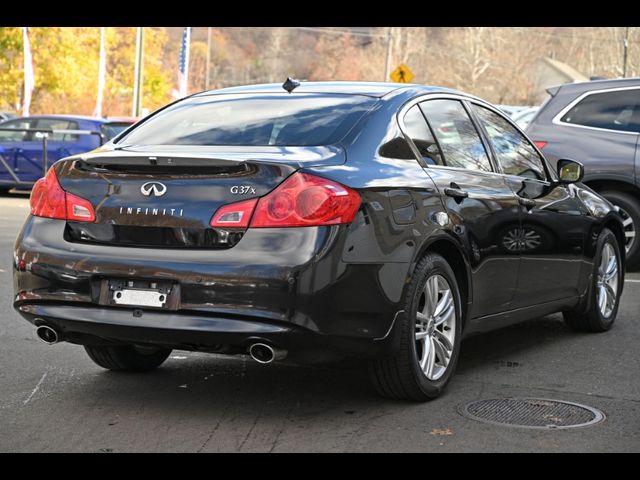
(0, 26, 173, 116)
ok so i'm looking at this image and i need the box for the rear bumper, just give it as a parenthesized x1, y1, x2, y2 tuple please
(13, 216, 408, 357)
(17, 303, 398, 358)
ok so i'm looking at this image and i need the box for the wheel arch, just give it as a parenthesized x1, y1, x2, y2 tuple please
(583, 178, 640, 202)
(410, 235, 472, 328)
(603, 216, 626, 272)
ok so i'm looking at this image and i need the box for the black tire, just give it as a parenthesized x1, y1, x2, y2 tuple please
(84, 344, 172, 372)
(564, 228, 622, 332)
(600, 191, 639, 268)
(368, 253, 463, 401)
(0, 187, 11, 196)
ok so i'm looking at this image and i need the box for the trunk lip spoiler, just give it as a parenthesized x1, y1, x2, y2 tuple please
(75, 144, 347, 169)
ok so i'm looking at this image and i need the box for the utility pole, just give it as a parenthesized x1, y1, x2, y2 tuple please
(623, 26, 630, 78)
(132, 27, 144, 117)
(205, 27, 212, 89)
(384, 27, 393, 82)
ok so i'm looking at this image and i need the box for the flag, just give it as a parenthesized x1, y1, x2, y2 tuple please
(176, 27, 191, 98)
(22, 27, 35, 117)
(93, 27, 107, 118)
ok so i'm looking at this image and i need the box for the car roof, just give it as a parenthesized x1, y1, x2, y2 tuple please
(194, 81, 460, 99)
(551, 77, 640, 96)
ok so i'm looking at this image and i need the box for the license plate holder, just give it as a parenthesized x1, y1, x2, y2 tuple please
(113, 288, 166, 308)
(97, 278, 180, 310)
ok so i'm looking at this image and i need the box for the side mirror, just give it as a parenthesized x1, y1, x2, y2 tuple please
(557, 159, 584, 183)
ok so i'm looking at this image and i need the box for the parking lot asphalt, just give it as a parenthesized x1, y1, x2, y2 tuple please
(0, 191, 638, 452)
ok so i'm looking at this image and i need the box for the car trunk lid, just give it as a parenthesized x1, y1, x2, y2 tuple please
(55, 145, 346, 248)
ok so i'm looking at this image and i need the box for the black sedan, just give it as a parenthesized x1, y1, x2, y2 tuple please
(13, 81, 625, 401)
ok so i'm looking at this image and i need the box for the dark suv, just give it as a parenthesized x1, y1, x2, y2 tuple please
(526, 78, 640, 267)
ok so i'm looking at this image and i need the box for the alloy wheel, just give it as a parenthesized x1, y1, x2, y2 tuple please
(616, 205, 636, 254)
(415, 274, 456, 380)
(596, 242, 619, 318)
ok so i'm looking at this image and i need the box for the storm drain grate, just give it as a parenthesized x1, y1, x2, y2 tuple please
(460, 398, 605, 429)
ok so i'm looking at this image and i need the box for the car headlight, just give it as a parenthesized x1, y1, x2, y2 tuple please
(578, 189, 608, 218)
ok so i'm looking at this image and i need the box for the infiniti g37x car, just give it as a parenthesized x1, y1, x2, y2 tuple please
(13, 82, 625, 401)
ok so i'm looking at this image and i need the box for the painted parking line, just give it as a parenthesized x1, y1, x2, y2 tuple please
(625, 279, 640, 283)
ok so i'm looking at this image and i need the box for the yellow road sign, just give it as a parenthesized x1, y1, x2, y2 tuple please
(390, 64, 414, 83)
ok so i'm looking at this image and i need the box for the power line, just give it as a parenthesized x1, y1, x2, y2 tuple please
(292, 27, 387, 38)
(293, 26, 636, 44)
(525, 28, 634, 43)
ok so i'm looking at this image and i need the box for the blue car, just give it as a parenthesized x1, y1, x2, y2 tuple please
(0, 115, 134, 192)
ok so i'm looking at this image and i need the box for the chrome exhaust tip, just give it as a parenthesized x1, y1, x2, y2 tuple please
(36, 325, 61, 345)
(248, 343, 287, 364)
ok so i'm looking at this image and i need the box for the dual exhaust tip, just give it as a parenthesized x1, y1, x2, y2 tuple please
(248, 343, 286, 364)
(36, 324, 285, 364)
(36, 325, 61, 345)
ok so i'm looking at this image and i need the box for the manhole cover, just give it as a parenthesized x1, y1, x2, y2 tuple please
(460, 398, 605, 429)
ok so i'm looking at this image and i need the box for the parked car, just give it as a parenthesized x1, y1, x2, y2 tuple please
(13, 82, 625, 401)
(512, 106, 540, 129)
(526, 77, 640, 267)
(0, 111, 16, 122)
(0, 115, 134, 192)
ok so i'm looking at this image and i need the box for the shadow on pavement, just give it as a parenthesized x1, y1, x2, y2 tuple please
(457, 314, 575, 374)
(56, 314, 580, 413)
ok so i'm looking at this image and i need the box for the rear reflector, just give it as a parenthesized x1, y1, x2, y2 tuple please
(533, 141, 547, 150)
(30, 168, 95, 223)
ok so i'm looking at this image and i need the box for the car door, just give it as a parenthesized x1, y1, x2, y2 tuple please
(18, 118, 81, 182)
(470, 103, 587, 307)
(405, 98, 523, 318)
(0, 118, 33, 184)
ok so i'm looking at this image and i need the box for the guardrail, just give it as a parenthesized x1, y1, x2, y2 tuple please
(0, 128, 105, 186)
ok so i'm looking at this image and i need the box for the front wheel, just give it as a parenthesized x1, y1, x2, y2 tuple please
(600, 191, 639, 268)
(564, 228, 622, 332)
(84, 344, 172, 372)
(369, 253, 462, 401)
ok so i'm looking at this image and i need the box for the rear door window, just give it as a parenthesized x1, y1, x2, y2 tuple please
(419, 99, 492, 172)
(33, 119, 80, 142)
(560, 88, 640, 133)
(101, 122, 132, 141)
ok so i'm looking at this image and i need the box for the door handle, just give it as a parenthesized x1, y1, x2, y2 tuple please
(444, 187, 469, 199)
(518, 197, 536, 210)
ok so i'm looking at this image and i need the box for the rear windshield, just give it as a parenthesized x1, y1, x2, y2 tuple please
(117, 93, 377, 146)
(101, 122, 133, 141)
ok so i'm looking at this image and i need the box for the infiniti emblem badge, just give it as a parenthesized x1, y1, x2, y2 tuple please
(141, 181, 167, 197)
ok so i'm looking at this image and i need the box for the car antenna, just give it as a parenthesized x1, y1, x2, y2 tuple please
(282, 77, 301, 93)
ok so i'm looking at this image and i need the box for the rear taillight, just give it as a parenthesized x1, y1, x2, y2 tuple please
(30, 168, 95, 222)
(251, 172, 361, 228)
(210, 198, 258, 228)
(209, 172, 361, 229)
(533, 141, 547, 150)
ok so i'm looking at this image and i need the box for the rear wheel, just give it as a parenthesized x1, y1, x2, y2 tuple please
(369, 253, 462, 401)
(564, 228, 622, 332)
(600, 191, 639, 268)
(84, 344, 172, 372)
